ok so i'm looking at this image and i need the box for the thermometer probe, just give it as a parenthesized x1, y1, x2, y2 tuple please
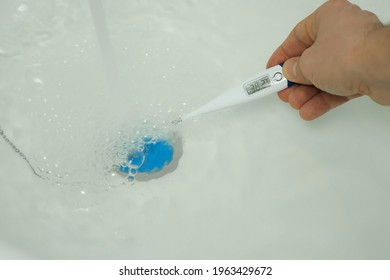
(123, 66, 293, 178)
(180, 64, 293, 121)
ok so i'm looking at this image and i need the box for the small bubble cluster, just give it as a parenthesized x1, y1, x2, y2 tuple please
(114, 133, 174, 182)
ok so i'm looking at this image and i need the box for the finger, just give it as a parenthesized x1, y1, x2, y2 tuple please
(266, 12, 317, 68)
(283, 56, 313, 85)
(287, 85, 320, 109)
(299, 91, 360, 121)
(277, 85, 298, 103)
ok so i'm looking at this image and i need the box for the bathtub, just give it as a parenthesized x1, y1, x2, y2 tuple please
(1, 0, 390, 259)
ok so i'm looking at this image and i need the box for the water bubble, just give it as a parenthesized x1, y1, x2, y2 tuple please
(142, 135, 153, 143)
(17, 4, 29, 13)
(127, 150, 145, 167)
(127, 175, 135, 182)
(129, 168, 137, 175)
(118, 164, 129, 174)
(33, 78, 44, 85)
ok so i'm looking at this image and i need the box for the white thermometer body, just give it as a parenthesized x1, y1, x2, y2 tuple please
(182, 64, 293, 120)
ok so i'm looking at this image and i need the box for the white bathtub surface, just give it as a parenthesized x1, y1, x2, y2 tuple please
(1, 0, 390, 259)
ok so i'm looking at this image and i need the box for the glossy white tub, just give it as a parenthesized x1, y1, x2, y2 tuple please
(1, 0, 390, 259)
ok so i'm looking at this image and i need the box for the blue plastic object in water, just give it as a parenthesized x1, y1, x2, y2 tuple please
(137, 139, 174, 173)
(120, 139, 174, 177)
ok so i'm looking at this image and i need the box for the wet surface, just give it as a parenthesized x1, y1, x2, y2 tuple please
(1, 0, 390, 259)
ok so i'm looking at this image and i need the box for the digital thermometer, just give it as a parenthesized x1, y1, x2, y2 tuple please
(181, 64, 293, 121)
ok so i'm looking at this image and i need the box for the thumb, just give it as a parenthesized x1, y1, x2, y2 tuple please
(283, 57, 312, 85)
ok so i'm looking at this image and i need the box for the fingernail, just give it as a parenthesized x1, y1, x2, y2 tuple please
(283, 58, 298, 80)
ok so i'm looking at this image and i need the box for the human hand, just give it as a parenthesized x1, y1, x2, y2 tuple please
(267, 0, 390, 120)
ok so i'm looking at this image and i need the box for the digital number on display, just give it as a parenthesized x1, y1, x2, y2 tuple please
(244, 75, 272, 95)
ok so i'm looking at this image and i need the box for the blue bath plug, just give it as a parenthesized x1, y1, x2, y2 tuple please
(128, 139, 174, 174)
(137, 139, 174, 173)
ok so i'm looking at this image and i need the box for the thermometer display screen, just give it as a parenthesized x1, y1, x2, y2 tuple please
(244, 75, 272, 95)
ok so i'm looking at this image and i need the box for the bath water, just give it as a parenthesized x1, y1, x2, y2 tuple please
(0, 0, 196, 186)
(2, 0, 390, 260)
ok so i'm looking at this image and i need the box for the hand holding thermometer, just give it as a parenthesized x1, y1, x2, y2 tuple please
(179, 64, 294, 122)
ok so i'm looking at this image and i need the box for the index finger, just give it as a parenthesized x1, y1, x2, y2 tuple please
(266, 12, 318, 68)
